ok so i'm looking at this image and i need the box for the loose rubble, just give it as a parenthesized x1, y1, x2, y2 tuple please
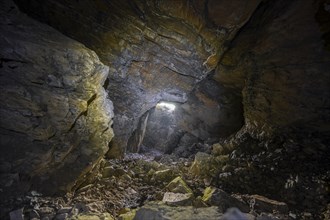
(1, 148, 327, 220)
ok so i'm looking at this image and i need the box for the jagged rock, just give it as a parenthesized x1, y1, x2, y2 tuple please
(202, 187, 250, 213)
(162, 192, 194, 206)
(190, 152, 229, 179)
(165, 176, 193, 194)
(152, 169, 176, 183)
(245, 195, 289, 214)
(133, 202, 222, 220)
(0, 0, 114, 196)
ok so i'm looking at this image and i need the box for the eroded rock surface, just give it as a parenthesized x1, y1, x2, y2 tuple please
(215, 0, 330, 138)
(0, 0, 114, 196)
(13, 0, 261, 156)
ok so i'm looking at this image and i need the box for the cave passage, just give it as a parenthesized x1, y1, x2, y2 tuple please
(1, 0, 329, 219)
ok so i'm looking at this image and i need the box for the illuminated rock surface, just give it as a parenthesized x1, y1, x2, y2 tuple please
(0, 0, 114, 196)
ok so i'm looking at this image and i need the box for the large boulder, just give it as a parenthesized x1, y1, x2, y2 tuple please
(0, 0, 114, 196)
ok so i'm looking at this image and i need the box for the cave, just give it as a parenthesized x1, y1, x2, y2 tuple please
(0, 0, 329, 219)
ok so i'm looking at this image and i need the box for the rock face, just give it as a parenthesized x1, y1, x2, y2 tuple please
(13, 0, 261, 157)
(0, 0, 114, 196)
(215, 0, 330, 138)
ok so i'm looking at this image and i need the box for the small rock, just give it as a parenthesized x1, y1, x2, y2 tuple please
(9, 208, 24, 220)
(202, 187, 249, 212)
(162, 192, 193, 206)
(222, 208, 248, 220)
(190, 152, 223, 178)
(102, 166, 115, 178)
(55, 213, 68, 220)
(166, 176, 193, 194)
(118, 209, 136, 220)
(152, 169, 175, 183)
(57, 206, 72, 214)
(246, 195, 288, 214)
(134, 202, 222, 220)
(121, 174, 132, 181)
(212, 143, 227, 155)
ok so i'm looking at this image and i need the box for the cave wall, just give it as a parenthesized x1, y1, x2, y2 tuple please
(12, 0, 262, 157)
(215, 0, 330, 139)
(0, 1, 114, 196)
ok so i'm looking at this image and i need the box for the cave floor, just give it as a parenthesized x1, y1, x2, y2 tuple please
(2, 152, 328, 220)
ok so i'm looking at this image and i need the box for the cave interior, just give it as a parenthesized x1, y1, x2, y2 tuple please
(0, 0, 330, 219)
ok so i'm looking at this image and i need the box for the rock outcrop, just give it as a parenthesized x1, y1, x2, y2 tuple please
(0, 0, 114, 196)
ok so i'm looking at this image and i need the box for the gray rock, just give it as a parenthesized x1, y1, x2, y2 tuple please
(134, 202, 222, 220)
(9, 208, 24, 220)
(55, 213, 68, 220)
(162, 192, 194, 206)
(57, 207, 72, 214)
(222, 208, 248, 220)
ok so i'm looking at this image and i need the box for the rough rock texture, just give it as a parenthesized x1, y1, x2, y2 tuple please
(215, 0, 330, 138)
(133, 202, 223, 220)
(0, 0, 114, 196)
(2, 0, 329, 218)
(13, 0, 261, 157)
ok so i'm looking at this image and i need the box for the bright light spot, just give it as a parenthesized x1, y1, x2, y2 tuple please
(156, 102, 176, 112)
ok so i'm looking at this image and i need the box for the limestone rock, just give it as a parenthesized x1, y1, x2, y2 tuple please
(0, 0, 114, 196)
(133, 202, 222, 220)
(202, 187, 250, 213)
(165, 176, 193, 194)
(162, 192, 194, 206)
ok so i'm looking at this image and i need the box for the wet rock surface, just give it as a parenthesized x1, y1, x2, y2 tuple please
(0, 0, 114, 196)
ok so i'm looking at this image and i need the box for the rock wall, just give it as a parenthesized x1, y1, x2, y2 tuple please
(216, 0, 330, 139)
(0, 1, 114, 196)
(13, 0, 261, 157)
